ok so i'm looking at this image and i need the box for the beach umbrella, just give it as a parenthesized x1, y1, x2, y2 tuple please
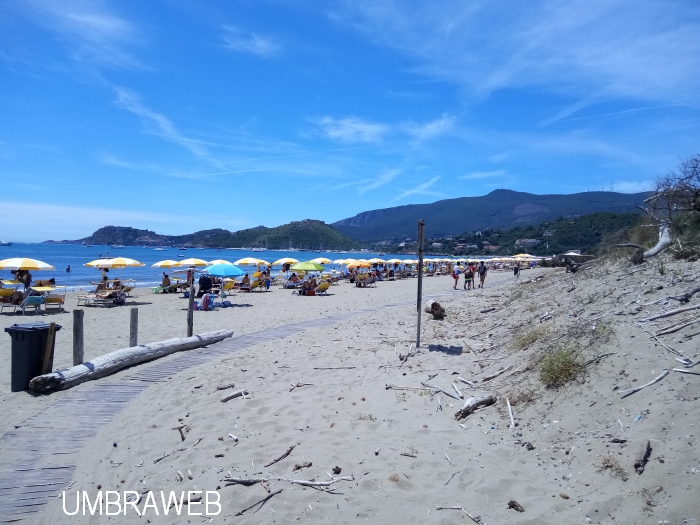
(174, 258, 209, 267)
(89, 257, 144, 268)
(234, 257, 265, 266)
(386, 258, 402, 264)
(311, 257, 332, 264)
(0, 257, 54, 271)
(272, 257, 299, 266)
(207, 259, 233, 266)
(339, 258, 357, 265)
(402, 259, 415, 264)
(367, 258, 385, 264)
(332, 259, 346, 264)
(203, 263, 245, 278)
(256, 259, 271, 266)
(290, 261, 325, 272)
(347, 260, 371, 269)
(151, 260, 180, 268)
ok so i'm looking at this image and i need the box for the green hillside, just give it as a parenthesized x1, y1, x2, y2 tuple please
(48, 220, 361, 250)
(333, 189, 648, 243)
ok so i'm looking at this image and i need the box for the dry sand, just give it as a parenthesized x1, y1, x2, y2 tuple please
(1, 260, 699, 524)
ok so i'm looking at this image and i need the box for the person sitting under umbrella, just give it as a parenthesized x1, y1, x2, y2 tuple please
(198, 273, 213, 297)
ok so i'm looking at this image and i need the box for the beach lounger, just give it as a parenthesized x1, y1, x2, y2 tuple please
(314, 281, 331, 295)
(44, 286, 66, 312)
(1, 294, 43, 315)
(250, 279, 266, 292)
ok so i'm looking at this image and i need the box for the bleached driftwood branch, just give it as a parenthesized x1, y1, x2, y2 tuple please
(619, 370, 669, 398)
(29, 330, 233, 393)
(642, 304, 700, 321)
(221, 389, 250, 402)
(454, 394, 497, 420)
(421, 381, 460, 400)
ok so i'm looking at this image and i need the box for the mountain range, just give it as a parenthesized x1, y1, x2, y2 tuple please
(332, 189, 648, 243)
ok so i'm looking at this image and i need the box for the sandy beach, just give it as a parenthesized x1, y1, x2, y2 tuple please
(1, 261, 699, 524)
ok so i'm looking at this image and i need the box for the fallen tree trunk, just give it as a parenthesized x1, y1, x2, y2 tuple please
(29, 329, 233, 393)
(617, 223, 672, 263)
(454, 393, 497, 420)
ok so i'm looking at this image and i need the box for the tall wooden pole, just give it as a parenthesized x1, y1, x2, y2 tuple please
(187, 284, 195, 337)
(416, 219, 425, 348)
(129, 307, 138, 347)
(41, 322, 56, 375)
(73, 309, 84, 365)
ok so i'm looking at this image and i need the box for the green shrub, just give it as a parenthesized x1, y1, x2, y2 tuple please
(539, 344, 585, 388)
(512, 326, 549, 350)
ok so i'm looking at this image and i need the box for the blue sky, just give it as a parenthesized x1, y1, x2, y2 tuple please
(1, 0, 699, 242)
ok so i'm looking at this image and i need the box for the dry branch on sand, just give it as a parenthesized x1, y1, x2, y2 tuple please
(454, 394, 497, 420)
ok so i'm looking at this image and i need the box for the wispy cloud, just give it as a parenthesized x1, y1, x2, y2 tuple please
(461, 169, 507, 180)
(404, 114, 455, 140)
(358, 168, 401, 194)
(333, 0, 700, 106)
(613, 180, 653, 193)
(316, 116, 389, 143)
(395, 175, 441, 200)
(21, 0, 143, 69)
(113, 88, 209, 158)
(222, 26, 281, 57)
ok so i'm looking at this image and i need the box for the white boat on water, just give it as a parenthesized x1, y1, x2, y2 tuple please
(154, 247, 167, 251)
(0, 241, 13, 246)
(112, 245, 126, 249)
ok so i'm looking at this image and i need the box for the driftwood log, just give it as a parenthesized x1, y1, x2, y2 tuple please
(633, 439, 651, 474)
(29, 330, 233, 393)
(454, 394, 497, 420)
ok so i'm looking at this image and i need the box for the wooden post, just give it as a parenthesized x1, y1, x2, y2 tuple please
(416, 219, 425, 348)
(129, 307, 138, 347)
(187, 285, 195, 337)
(73, 310, 84, 365)
(42, 322, 56, 375)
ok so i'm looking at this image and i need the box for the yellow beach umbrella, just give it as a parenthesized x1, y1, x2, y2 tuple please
(89, 257, 144, 268)
(339, 258, 357, 265)
(367, 258, 385, 264)
(272, 257, 299, 266)
(256, 259, 271, 266)
(310, 257, 332, 264)
(175, 258, 208, 267)
(332, 259, 346, 264)
(386, 258, 402, 264)
(0, 257, 54, 271)
(151, 259, 180, 268)
(207, 259, 233, 266)
(234, 257, 264, 266)
(402, 259, 416, 264)
(347, 260, 371, 269)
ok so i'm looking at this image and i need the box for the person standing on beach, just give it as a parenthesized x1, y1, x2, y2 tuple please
(464, 265, 474, 290)
(478, 261, 487, 288)
(513, 261, 520, 278)
(452, 265, 460, 289)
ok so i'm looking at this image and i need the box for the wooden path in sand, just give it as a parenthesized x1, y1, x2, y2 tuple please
(0, 298, 421, 520)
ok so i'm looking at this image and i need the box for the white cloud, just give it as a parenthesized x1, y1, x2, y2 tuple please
(0, 202, 246, 242)
(358, 168, 401, 194)
(404, 114, 455, 140)
(612, 180, 653, 193)
(222, 27, 281, 57)
(461, 169, 507, 180)
(22, 0, 142, 69)
(395, 175, 441, 200)
(113, 88, 209, 158)
(316, 116, 389, 143)
(333, 0, 700, 107)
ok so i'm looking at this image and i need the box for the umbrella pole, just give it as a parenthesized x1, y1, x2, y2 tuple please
(416, 220, 425, 348)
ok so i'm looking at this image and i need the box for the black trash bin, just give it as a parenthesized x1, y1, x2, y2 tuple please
(5, 323, 62, 392)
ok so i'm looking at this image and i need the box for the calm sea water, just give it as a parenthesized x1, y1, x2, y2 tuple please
(1, 244, 409, 290)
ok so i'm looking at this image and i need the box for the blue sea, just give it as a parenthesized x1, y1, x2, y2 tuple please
(0, 244, 409, 291)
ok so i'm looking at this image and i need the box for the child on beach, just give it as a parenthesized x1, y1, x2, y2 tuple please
(452, 266, 460, 289)
(464, 266, 474, 290)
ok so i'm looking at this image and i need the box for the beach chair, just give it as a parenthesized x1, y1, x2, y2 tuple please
(314, 281, 331, 295)
(120, 279, 136, 296)
(367, 276, 377, 288)
(250, 279, 266, 292)
(44, 286, 66, 312)
(0, 287, 16, 303)
(20, 295, 45, 315)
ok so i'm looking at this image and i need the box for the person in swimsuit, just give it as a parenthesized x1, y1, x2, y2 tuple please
(452, 266, 460, 289)
(478, 261, 488, 288)
(464, 266, 474, 290)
